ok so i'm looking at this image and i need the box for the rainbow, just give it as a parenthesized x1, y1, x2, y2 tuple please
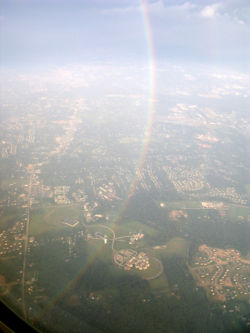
(32, 0, 156, 323)
(126, 0, 156, 200)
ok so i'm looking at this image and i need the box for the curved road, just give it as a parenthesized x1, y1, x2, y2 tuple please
(85, 223, 163, 280)
(84, 223, 116, 251)
(143, 257, 163, 280)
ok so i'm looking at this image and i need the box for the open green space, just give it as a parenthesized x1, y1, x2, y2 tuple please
(0, 207, 24, 231)
(0, 176, 28, 191)
(86, 239, 113, 265)
(156, 200, 203, 210)
(85, 224, 109, 234)
(153, 237, 189, 258)
(0, 179, 12, 191)
(227, 205, 250, 222)
(119, 137, 139, 144)
(114, 240, 134, 251)
(84, 222, 164, 282)
(86, 219, 161, 248)
(246, 184, 250, 197)
(0, 213, 19, 231)
(115, 220, 160, 238)
(242, 251, 250, 261)
(30, 205, 81, 235)
(130, 256, 163, 280)
(148, 272, 169, 293)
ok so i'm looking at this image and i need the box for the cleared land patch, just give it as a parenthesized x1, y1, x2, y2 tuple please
(30, 205, 81, 235)
(228, 206, 250, 222)
(153, 237, 189, 258)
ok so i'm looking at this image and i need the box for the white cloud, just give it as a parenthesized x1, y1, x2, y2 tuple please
(100, 5, 139, 15)
(198, 93, 221, 99)
(200, 4, 221, 18)
(148, 0, 196, 15)
(184, 73, 195, 81)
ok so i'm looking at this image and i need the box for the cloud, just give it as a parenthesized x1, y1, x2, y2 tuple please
(1, 0, 250, 71)
(200, 4, 221, 18)
(100, 5, 139, 15)
(198, 93, 221, 99)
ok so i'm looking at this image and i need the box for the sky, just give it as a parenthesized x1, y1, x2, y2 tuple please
(0, 0, 250, 71)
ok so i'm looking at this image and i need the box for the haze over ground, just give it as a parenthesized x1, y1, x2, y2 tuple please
(0, 1, 250, 332)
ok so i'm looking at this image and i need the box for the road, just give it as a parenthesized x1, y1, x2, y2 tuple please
(84, 223, 116, 251)
(21, 174, 32, 320)
(144, 257, 164, 280)
(84, 223, 164, 279)
(97, 224, 116, 251)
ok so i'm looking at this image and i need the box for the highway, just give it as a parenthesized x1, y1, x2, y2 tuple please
(21, 174, 32, 320)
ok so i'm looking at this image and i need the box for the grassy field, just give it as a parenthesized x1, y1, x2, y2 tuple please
(153, 237, 189, 258)
(86, 239, 113, 264)
(0, 207, 24, 231)
(84, 216, 161, 241)
(0, 213, 18, 231)
(0, 176, 28, 190)
(148, 272, 169, 293)
(246, 184, 250, 198)
(130, 256, 163, 280)
(30, 205, 81, 235)
(0, 179, 12, 191)
(84, 221, 165, 284)
(119, 137, 139, 144)
(242, 251, 250, 261)
(155, 200, 202, 210)
(227, 205, 250, 222)
(115, 220, 160, 238)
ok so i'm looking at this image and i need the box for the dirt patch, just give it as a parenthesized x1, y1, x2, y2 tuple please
(44, 208, 56, 222)
(199, 244, 208, 252)
(0, 274, 6, 285)
(68, 294, 81, 307)
(216, 293, 226, 302)
(0, 274, 19, 296)
(224, 277, 233, 287)
(240, 258, 250, 265)
(169, 210, 188, 221)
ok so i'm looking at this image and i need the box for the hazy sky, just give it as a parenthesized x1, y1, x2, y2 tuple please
(0, 0, 250, 71)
